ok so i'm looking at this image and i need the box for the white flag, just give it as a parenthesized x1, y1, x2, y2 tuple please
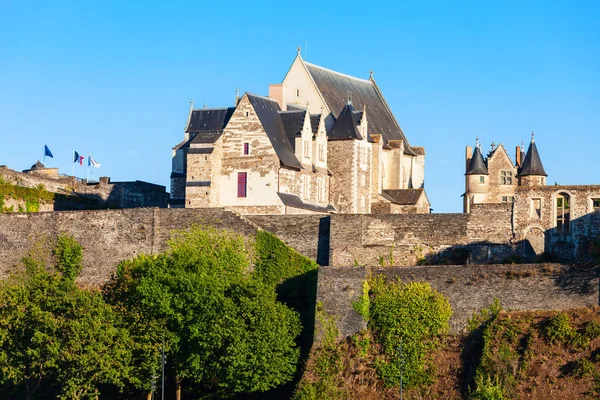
(89, 155, 101, 168)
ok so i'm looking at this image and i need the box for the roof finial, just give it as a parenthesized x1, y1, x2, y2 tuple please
(297, 46, 301, 56)
(203, 103, 207, 108)
(491, 141, 496, 151)
(346, 90, 352, 105)
(531, 130, 535, 143)
(305, 101, 310, 110)
(521, 140, 525, 151)
(369, 69, 374, 79)
(189, 99, 194, 110)
(235, 88, 240, 104)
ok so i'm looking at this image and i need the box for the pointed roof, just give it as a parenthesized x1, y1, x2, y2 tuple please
(185, 107, 235, 133)
(466, 145, 488, 175)
(301, 60, 413, 153)
(246, 93, 303, 170)
(519, 136, 547, 177)
(31, 161, 45, 170)
(328, 103, 364, 140)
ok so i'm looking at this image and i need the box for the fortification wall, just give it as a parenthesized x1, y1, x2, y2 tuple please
(318, 264, 600, 338)
(0, 208, 257, 286)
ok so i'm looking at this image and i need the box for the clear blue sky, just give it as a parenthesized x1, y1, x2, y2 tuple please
(1, 1, 598, 213)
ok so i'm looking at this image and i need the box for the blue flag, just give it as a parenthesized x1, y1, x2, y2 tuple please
(44, 145, 53, 158)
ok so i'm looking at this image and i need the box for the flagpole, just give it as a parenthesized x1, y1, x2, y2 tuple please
(72, 150, 75, 179)
(87, 154, 89, 183)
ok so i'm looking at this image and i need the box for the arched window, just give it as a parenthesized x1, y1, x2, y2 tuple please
(556, 192, 570, 235)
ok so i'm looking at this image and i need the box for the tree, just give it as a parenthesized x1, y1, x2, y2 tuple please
(104, 225, 302, 398)
(0, 235, 133, 399)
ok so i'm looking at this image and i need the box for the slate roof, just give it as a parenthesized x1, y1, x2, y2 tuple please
(310, 114, 321, 134)
(31, 161, 45, 170)
(303, 61, 413, 153)
(519, 140, 547, 177)
(328, 103, 364, 140)
(246, 94, 303, 170)
(466, 146, 489, 175)
(380, 189, 425, 205)
(185, 107, 235, 133)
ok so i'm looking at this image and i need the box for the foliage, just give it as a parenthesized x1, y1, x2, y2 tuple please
(585, 320, 600, 340)
(351, 279, 370, 322)
(572, 358, 596, 378)
(104, 225, 302, 397)
(254, 230, 318, 287)
(0, 235, 132, 400)
(293, 303, 345, 400)
(543, 313, 576, 345)
(467, 299, 502, 333)
(368, 276, 452, 390)
(469, 376, 506, 400)
(53, 234, 83, 284)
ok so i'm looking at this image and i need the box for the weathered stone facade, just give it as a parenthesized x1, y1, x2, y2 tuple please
(171, 53, 430, 215)
(0, 165, 168, 210)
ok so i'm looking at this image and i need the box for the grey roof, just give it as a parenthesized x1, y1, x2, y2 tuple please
(277, 192, 336, 213)
(190, 131, 222, 144)
(328, 103, 364, 140)
(280, 110, 305, 138)
(310, 114, 321, 134)
(303, 61, 412, 153)
(380, 189, 425, 205)
(519, 140, 547, 177)
(246, 94, 303, 170)
(31, 161, 45, 170)
(466, 146, 489, 175)
(185, 107, 235, 133)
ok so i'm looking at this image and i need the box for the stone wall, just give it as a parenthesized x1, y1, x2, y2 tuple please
(318, 263, 600, 338)
(0, 208, 257, 286)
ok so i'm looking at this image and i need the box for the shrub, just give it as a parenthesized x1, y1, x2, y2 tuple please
(572, 358, 596, 378)
(585, 320, 600, 340)
(351, 279, 370, 322)
(544, 313, 576, 345)
(369, 276, 452, 390)
(469, 376, 506, 400)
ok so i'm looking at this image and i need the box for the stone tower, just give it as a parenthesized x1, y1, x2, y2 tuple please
(464, 139, 489, 213)
(518, 133, 547, 187)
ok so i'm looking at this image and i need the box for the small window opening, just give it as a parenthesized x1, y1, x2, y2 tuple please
(296, 89, 300, 97)
(556, 193, 570, 235)
(533, 198, 541, 218)
(500, 170, 513, 185)
(245, 111, 249, 117)
(479, 176, 485, 184)
(501, 196, 514, 204)
(243, 143, 250, 155)
(303, 141, 309, 158)
(318, 144, 324, 161)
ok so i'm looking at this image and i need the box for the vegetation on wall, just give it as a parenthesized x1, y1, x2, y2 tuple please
(0, 180, 54, 213)
(0, 225, 320, 399)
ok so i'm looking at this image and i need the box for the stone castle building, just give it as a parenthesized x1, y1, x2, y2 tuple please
(170, 51, 430, 215)
(464, 134, 600, 258)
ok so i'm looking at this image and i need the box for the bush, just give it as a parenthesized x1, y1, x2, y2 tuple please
(572, 358, 596, 378)
(544, 313, 576, 345)
(585, 321, 600, 340)
(368, 276, 452, 390)
(469, 376, 506, 400)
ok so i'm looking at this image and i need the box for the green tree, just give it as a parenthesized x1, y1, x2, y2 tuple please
(104, 225, 302, 398)
(0, 235, 133, 400)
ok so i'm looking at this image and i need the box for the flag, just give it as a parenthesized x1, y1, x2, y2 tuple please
(73, 151, 84, 166)
(88, 155, 101, 168)
(44, 145, 53, 158)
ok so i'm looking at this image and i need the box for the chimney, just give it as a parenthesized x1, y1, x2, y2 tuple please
(515, 146, 522, 167)
(268, 84, 286, 111)
(466, 145, 473, 172)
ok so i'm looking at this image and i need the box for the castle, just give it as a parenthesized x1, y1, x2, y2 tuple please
(170, 50, 430, 215)
(464, 134, 600, 258)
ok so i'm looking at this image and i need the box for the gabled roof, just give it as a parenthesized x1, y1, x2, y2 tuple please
(310, 114, 321, 134)
(519, 139, 547, 177)
(302, 60, 412, 153)
(185, 107, 235, 133)
(328, 103, 363, 140)
(380, 189, 425, 205)
(280, 110, 305, 138)
(466, 146, 489, 175)
(246, 94, 303, 170)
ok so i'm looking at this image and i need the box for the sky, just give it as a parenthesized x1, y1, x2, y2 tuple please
(1, 1, 598, 213)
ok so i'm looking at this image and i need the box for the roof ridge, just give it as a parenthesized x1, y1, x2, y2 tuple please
(246, 92, 277, 102)
(279, 110, 306, 114)
(191, 107, 232, 112)
(303, 61, 371, 83)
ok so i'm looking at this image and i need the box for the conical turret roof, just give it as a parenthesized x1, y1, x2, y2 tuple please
(519, 136, 547, 177)
(466, 145, 488, 175)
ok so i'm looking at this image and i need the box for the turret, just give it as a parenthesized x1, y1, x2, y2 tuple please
(518, 132, 547, 187)
(464, 138, 489, 213)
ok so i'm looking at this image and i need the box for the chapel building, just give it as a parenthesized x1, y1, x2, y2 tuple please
(170, 51, 429, 215)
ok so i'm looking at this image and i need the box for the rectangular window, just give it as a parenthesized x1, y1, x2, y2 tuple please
(501, 196, 514, 204)
(533, 198, 541, 218)
(243, 143, 249, 155)
(593, 198, 600, 210)
(480, 176, 485, 184)
(318, 144, 324, 161)
(556, 195, 570, 234)
(302, 176, 310, 200)
(500, 171, 513, 185)
(303, 141, 309, 158)
(237, 172, 247, 198)
(317, 179, 325, 203)
(361, 196, 366, 209)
